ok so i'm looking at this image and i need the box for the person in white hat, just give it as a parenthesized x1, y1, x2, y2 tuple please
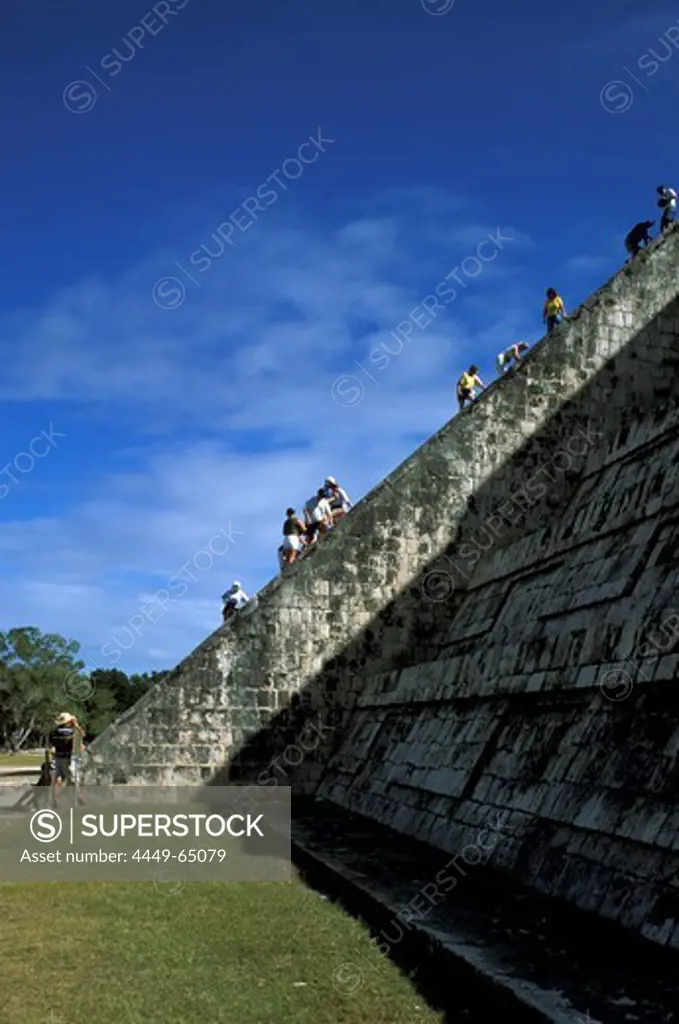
(222, 581, 249, 623)
(323, 477, 353, 524)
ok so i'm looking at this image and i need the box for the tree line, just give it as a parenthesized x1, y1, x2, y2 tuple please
(0, 627, 167, 751)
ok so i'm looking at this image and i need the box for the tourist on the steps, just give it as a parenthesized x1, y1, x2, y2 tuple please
(277, 545, 285, 572)
(282, 507, 307, 565)
(222, 581, 249, 622)
(457, 365, 485, 411)
(657, 185, 677, 233)
(303, 489, 330, 534)
(304, 488, 334, 543)
(543, 288, 566, 333)
(303, 492, 318, 527)
(496, 342, 529, 374)
(323, 477, 353, 523)
(625, 221, 654, 260)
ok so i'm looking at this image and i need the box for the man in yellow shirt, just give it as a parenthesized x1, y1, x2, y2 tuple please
(457, 365, 485, 411)
(543, 288, 566, 333)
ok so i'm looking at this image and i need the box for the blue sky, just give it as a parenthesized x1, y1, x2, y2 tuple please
(2, 0, 679, 676)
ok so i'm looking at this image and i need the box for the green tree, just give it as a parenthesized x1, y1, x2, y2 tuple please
(127, 671, 166, 710)
(0, 633, 171, 748)
(81, 668, 167, 738)
(0, 627, 87, 750)
(85, 685, 119, 738)
(85, 669, 129, 738)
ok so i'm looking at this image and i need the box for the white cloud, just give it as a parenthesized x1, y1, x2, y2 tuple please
(0, 188, 536, 673)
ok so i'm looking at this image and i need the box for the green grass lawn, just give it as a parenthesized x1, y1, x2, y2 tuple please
(0, 877, 442, 1024)
(0, 752, 42, 769)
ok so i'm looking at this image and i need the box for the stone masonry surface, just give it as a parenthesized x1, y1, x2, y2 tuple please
(85, 226, 679, 949)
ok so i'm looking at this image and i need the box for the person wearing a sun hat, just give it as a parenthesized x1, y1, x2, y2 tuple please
(323, 476, 353, 524)
(49, 712, 84, 792)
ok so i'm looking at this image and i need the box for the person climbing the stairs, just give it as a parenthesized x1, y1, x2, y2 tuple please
(222, 581, 249, 623)
(625, 220, 655, 260)
(657, 185, 677, 233)
(496, 341, 529, 374)
(49, 712, 86, 806)
(323, 477, 352, 524)
(304, 488, 334, 543)
(282, 507, 307, 566)
(457, 365, 485, 411)
(543, 288, 567, 333)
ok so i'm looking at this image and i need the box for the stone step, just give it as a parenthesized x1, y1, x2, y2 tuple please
(292, 798, 679, 1024)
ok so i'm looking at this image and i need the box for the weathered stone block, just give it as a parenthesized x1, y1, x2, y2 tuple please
(85, 228, 679, 950)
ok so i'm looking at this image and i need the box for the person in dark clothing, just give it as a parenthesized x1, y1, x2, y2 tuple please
(625, 221, 655, 260)
(281, 507, 306, 566)
(49, 712, 85, 801)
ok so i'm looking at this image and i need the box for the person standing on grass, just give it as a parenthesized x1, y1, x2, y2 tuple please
(49, 712, 85, 804)
(457, 365, 485, 411)
(543, 288, 566, 333)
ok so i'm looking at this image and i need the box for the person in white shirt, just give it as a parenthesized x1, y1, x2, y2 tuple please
(308, 489, 334, 542)
(657, 185, 677, 233)
(496, 342, 529, 374)
(315, 491, 333, 524)
(303, 492, 320, 527)
(222, 581, 248, 622)
(301, 491, 327, 544)
(323, 476, 353, 524)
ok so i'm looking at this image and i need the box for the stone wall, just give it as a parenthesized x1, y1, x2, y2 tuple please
(85, 227, 679, 947)
(318, 358, 679, 947)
